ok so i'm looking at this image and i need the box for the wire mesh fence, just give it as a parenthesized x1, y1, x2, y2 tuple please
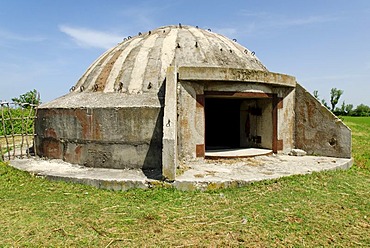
(0, 94, 39, 161)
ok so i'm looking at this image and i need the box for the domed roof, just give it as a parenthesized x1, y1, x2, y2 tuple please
(71, 25, 268, 95)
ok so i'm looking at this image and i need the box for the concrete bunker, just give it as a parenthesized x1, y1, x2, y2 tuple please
(35, 25, 352, 181)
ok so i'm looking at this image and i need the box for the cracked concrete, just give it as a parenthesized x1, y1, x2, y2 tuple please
(10, 154, 353, 191)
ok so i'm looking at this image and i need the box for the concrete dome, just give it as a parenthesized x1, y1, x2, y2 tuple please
(71, 25, 267, 95)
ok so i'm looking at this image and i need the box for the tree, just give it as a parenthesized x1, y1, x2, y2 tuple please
(313, 90, 319, 99)
(335, 101, 353, 116)
(344, 103, 354, 116)
(353, 104, 370, 116)
(313, 90, 330, 109)
(330, 88, 343, 112)
(11, 89, 40, 108)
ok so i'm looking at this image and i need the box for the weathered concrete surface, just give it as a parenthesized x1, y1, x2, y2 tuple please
(162, 67, 177, 180)
(295, 83, 352, 158)
(178, 67, 296, 88)
(10, 155, 353, 191)
(36, 99, 164, 169)
(177, 81, 202, 161)
(257, 98, 273, 149)
(277, 87, 296, 153)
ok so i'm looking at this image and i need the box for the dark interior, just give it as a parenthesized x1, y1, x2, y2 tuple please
(205, 98, 242, 150)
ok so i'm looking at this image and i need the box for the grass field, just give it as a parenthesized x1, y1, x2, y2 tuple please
(0, 118, 369, 247)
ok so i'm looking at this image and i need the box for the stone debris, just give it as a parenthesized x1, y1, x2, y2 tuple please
(289, 149, 307, 156)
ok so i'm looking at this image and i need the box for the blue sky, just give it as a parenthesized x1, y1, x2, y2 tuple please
(0, 0, 369, 107)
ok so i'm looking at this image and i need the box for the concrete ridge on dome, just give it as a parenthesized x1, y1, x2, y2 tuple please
(71, 24, 267, 95)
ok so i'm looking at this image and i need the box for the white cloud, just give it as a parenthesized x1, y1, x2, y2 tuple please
(59, 25, 124, 49)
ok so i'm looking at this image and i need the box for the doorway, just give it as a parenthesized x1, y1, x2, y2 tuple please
(205, 98, 241, 149)
(204, 95, 275, 152)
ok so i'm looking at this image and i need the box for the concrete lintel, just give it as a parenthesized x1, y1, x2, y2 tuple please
(178, 66, 296, 88)
(162, 66, 178, 180)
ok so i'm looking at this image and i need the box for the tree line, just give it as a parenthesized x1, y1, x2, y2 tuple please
(313, 88, 370, 117)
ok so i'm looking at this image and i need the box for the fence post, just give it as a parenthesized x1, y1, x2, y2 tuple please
(0, 102, 11, 160)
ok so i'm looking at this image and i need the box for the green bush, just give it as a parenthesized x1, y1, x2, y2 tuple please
(0, 107, 36, 136)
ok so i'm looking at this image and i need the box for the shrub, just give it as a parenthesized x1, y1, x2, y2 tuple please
(0, 105, 36, 136)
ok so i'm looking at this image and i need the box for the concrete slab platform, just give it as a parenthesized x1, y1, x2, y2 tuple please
(205, 148, 273, 159)
(9, 155, 353, 191)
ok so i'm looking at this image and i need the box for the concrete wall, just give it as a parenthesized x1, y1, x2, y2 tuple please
(295, 83, 351, 158)
(36, 106, 163, 169)
(240, 100, 257, 147)
(257, 98, 273, 149)
(177, 81, 204, 161)
(277, 88, 296, 153)
(239, 99, 273, 149)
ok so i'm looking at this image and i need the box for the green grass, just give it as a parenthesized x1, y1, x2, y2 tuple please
(341, 116, 370, 170)
(1, 119, 370, 247)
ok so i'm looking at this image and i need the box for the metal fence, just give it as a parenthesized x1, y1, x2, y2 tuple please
(0, 97, 39, 161)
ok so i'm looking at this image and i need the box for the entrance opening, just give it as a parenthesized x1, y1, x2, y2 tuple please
(204, 96, 274, 156)
(205, 98, 241, 149)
